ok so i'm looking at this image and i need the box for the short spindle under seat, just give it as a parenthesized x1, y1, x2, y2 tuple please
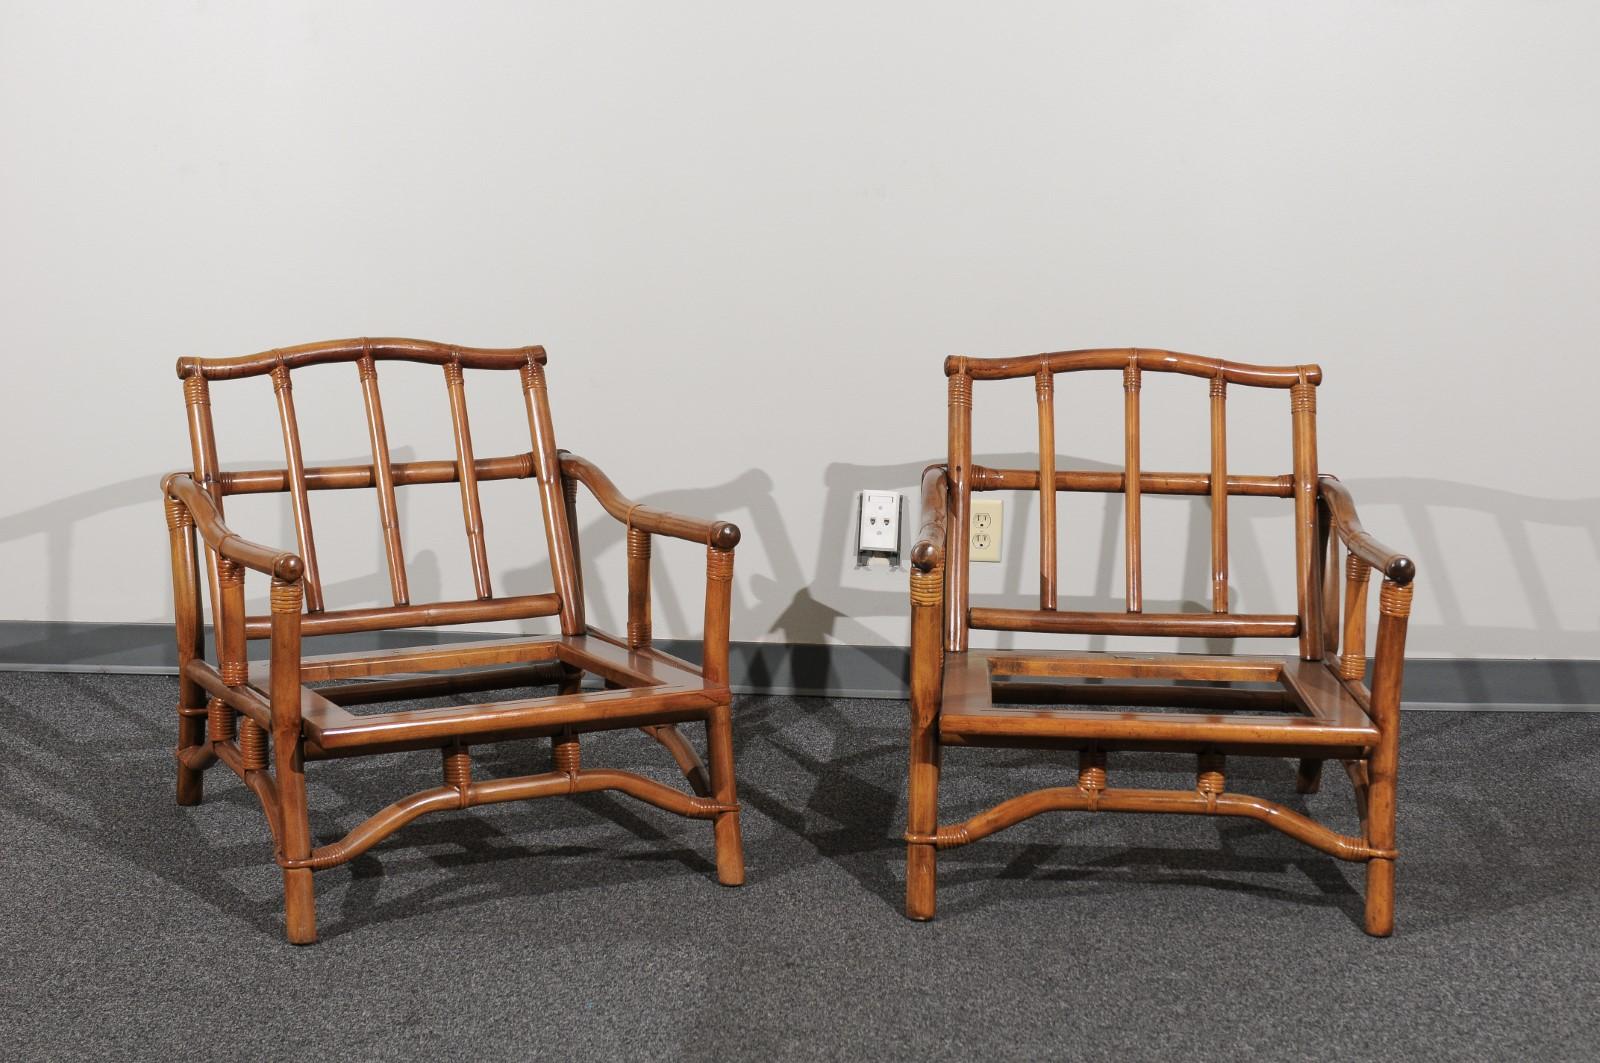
(906, 348, 1417, 935)
(163, 338, 744, 943)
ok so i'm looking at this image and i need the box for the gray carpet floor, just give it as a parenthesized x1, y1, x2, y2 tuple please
(2, 671, 1597, 1061)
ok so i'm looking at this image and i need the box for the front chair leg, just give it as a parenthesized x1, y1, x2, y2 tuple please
(705, 703, 745, 885)
(905, 725, 939, 920)
(1363, 578, 1412, 938)
(277, 740, 318, 946)
(905, 562, 943, 920)
(268, 576, 316, 944)
(1295, 758, 1324, 794)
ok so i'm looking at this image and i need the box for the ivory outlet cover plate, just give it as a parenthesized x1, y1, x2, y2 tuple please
(970, 499, 1002, 562)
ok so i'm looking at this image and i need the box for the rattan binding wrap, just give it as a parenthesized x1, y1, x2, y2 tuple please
(1379, 580, 1414, 618)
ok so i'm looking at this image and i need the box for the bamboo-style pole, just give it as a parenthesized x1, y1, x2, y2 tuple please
(703, 545, 743, 885)
(166, 494, 207, 806)
(269, 577, 316, 944)
(913, 785, 1390, 862)
(970, 467, 1294, 498)
(357, 352, 409, 605)
(627, 527, 652, 650)
(562, 475, 584, 606)
(522, 360, 585, 634)
(182, 373, 226, 652)
(906, 561, 943, 920)
(212, 558, 245, 745)
(945, 364, 973, 651)
(1289, 372, 1323, 659)
(1364, 579, 1413, 936)
(946, 348, 1320, 387)
(968, 607, 1297, 638)
(443, 359, 493, 599)
(1123, 355, 1143, 613)
(271, 364, 324, 612)
(1209, 373, 1229, 612)
(221, 452, 535, 495)
(1036, 367, 1057, 610)
(1340, 554, 1372, 681)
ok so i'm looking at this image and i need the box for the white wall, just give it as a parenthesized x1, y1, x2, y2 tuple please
(3, 1, 1597, 659)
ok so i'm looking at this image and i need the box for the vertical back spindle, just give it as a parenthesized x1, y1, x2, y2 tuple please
(562, 474, 585, 605)
(1036, 367, 1057, 610)
(1289, 370, 1323, 658)
(443, 359, 492, 599)
(521, 355, 585, 634)
(1123, 354, 1143, 613)
(183, 372, 226, 643)
(627, 527, 652, 650)
(1340, 554, 1372, 681)
(1209, 373, 1229, 613)
(945, 362, 973, 652)
(358, 352, 409, 605)
(271, 364, 324, 612)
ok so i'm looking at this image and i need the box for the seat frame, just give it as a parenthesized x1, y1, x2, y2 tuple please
(163, 338, 744, 944)
(906, 348, 1417, 935)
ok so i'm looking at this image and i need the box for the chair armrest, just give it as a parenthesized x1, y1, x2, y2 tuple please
(910, 465, 948, 573)
(163, 473, 304, 581)
(557, 452, 741, 550)
(1318, 476, 1416, 586)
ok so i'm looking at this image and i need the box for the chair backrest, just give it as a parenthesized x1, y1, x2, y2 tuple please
(177, 338, 584, 641)
(943, 348, 1325, 659)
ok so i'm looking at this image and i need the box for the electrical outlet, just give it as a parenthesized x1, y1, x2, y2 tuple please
(857, 490, 902, 552)
(970, 499, 1002, 562)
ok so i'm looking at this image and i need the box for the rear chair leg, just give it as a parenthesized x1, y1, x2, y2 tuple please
(645, 724, 712, 796)
(175, 682, 207, 806)
(1295, 758, 1324, 795)
(705, 702, 744, 886)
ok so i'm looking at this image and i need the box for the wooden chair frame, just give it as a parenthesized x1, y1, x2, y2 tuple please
(163, 338, 744, 943)
(906, 349, 1417, 935)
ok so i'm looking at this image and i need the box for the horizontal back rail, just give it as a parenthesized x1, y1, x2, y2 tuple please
(946, 347, 1319, 387)
(218, 453, 536, 495)
(177, 338, 545, 380)
(969, 607, 1299, 639)
(242, 592, 563, 640)
(970, 466, 1294, 497)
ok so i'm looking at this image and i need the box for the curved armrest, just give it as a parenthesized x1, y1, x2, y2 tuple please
(558, 452, 740, 550)
(163, 473, 304, 581)
(910, 465, 949, 573)
(1318, 476, 1416, 586)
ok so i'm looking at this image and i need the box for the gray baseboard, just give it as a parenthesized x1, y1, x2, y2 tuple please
(0, 620, 1595, 709)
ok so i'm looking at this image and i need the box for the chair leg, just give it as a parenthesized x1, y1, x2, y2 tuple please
(1295, 758, 1323, 795)
(175, 683, 207, 806)
(705, 702, 744, 886)
(644, 724, 712, 797)
(276, 737, 318, 945)
(905, 725, 939, 920)
(1364, 757, 1397, 937)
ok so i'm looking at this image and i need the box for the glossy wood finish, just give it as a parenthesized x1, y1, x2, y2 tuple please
(908, 347, 1415, 935)
(163, 337, 744, 943)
